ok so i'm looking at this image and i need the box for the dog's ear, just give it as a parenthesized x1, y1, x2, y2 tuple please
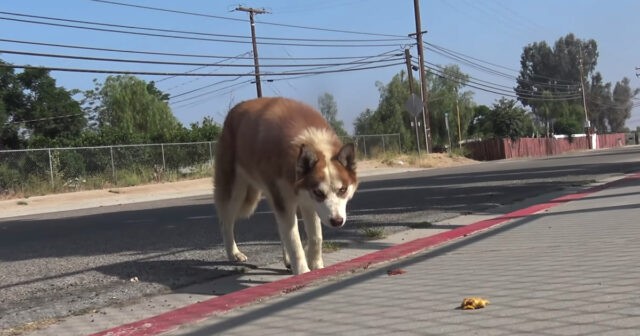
(336, 143, 356, 172)
(297, 144, 318, 177)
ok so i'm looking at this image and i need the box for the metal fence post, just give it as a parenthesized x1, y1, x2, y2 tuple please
(382, 135, 386, 154)
(161, 143, 166, 171)
(110, 146, 116, 184)
(48, 148, 54, 189)
(208, 141, 213, 164)
(362, 136, 368, 158)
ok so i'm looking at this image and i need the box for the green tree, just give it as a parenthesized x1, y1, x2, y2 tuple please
(17, 68, 86, 144)
(353, 108, 375, 135)
(147, 81, 170, 102)
(587, 72, 612, 132)
(0, 63, 85, 148)
(516, 34, 597, 129)
(608, 77, 639, 132)
(553, 109, 583, 135)
(317, 93, 348, 136)
(187, 116, 222, 142)
(83, 75, 180, 143)
(467, 105, 492, 139)
(353, 71, 416, 150)
(485, 98, 533, 140)
(426, 65, 474, 147)
(0, 61, 23, 149)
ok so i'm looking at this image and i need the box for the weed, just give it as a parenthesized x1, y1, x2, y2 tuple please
(360, 226, 386, 240)
(322, 241, 347, 253)
(407, 221, 433, 228)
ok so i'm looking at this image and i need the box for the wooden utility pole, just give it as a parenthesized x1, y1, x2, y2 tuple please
(412, 0, 431, 153)
(405, 48, 421, 155)
(455, 86, 462, 147)
(578, 46, 589, 129)
(578, 45, 592, 149)
(235, 6, 269, 98)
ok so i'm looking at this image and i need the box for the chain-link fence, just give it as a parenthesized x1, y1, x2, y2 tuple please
(0, 134, 400, 196)
(343, 133, 402, 159)
(0, 142, 215, 195)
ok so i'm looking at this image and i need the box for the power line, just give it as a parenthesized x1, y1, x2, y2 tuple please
(426, 42, 581, 89)
(0, 16, 405, 48)
(426, 41, 581, 86)
(0, 49, 404, 68)
(169, 50, 407, 105)
(3, 113, 85, 126)
(90, 0, 408, 38)
(170, 76, 247, 100)
(0, 60, 405, 77)
(0, 10, 410, 43)
(170, 79, 252, 106)
(156, 51, 253, 84)
(421, 61, 582, 102)
(426, 42, 520, 75)
(0, 38, 399, 61)
(276, 51, 402, 75)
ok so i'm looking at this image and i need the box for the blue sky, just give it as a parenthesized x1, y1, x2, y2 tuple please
(2, 0, 639, 133)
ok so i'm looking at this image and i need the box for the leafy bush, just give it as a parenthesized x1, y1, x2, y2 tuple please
(0, 164, 21, 192)
(57, 150, 86, 179)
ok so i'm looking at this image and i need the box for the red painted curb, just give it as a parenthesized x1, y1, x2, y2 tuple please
(91, 173, 640, 336)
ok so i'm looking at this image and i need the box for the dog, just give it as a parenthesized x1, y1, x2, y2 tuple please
(214, 97, 358, 275)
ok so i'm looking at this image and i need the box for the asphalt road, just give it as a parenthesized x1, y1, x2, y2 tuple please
(2, 146, 640, 332)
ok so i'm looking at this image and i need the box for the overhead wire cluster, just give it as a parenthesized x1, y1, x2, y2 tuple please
(0, 1, 604, 118)
(0, 4, 410, 108)
(421, 42, 584, 102)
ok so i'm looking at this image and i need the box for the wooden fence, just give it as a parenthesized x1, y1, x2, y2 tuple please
(464, 133, 627, 161)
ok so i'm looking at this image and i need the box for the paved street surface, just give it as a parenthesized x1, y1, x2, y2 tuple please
(165, 173, 640, 336)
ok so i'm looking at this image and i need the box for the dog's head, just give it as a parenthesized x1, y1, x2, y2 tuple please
(296, 142, 358, 228)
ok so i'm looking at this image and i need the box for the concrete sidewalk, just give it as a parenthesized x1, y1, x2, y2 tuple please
(86, 174, 640, 336)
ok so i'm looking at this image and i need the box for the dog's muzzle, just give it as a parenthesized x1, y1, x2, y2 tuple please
(329, 216, 344, 227)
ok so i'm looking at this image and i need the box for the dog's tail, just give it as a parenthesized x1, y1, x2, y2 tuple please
(213, 119, 234, 206)
(214, 109, 261, 219)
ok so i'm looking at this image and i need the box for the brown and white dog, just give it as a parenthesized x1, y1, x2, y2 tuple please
(214, 97, 358, 274)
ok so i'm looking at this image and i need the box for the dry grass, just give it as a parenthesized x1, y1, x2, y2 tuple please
(358, 152, 477, 170)
(0, 318, 59, 336)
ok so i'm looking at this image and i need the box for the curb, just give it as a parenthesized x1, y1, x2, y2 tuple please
(90, 172, 640, 336)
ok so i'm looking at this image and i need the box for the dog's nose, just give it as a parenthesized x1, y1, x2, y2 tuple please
(329, 216, 344, 227)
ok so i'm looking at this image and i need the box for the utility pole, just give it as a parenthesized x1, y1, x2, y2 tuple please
(405, 49, 421, 155)
(235, 6, 269, 98)
(578, 45, 591, 149)
(412, 0, 431, 153)
(455, 86, 462, 148)
(578, 46, 589, 129)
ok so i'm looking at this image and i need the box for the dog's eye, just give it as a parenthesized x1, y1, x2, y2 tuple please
(337, 186, 348, 196)
(312, 188, 326, 200)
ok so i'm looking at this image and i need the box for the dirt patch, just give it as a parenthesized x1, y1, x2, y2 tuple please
(359, 153, 477, 170)
(0, 155, 476, 218)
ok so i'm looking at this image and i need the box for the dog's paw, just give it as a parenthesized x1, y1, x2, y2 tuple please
(308, 259, 324, 270)
(229, 251, 248, 263)
(292, 264, 311, 275)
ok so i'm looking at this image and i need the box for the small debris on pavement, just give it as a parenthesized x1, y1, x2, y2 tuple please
(461, 297, 490, 310)
(387, 268, 406, 276)
(129, 276, 139, 283)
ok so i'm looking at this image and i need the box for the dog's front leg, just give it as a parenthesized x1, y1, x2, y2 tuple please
(275, 208, 310, 275)
(300, 206, 323, 270)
